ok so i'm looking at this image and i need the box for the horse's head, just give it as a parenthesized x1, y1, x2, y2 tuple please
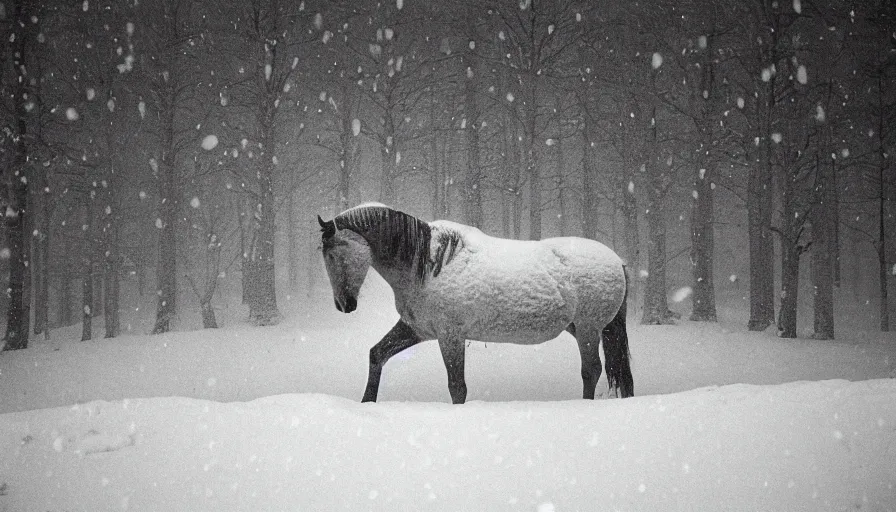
(318, 215, 371, 313)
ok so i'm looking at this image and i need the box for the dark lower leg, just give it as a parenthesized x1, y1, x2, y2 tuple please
(438, 337, 467, 404)
(362, 320, 422, 403)
(577, 335, 602, 400)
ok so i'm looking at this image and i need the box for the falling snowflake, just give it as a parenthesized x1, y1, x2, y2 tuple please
(506, 92, 515, 102)
(815, 104, 826, 122)
(672, 286, 693, 303)
(190, 197, 201, 209)
(138, 101, 146, 119)
(698, 35, 708, 49)
(155, 218, 163, 229)
(796, 65, 808, 84)
(313, 13, 323, 30)
(771, 132, 783, 144)
(793, 0, 802, 14)
(65, 107, 79, 121)
(352, 119, 361, 136)
(396, 0, 403, 9)
(651, 52, 663, 69)
(737, 97, 745, 109)
(86, 88, 96, 101)
(201, 134, 219, 150)
(627, 181, 635, 194)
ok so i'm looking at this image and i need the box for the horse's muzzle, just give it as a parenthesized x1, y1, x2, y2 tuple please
(335, 296, 357, 313)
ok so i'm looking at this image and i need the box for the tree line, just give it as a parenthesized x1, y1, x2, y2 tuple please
(1, 0, 893, 349)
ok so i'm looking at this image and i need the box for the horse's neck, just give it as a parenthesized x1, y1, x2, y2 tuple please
(369, 254, 418, 291)
(363, 236, 421, 295)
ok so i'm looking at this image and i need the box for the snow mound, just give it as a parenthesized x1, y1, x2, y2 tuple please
(1, 380, 895, 511)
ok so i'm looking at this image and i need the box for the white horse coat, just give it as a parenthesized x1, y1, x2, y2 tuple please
(398, 220, 626, 344)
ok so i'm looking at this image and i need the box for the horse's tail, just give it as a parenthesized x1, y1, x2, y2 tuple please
(602, 265, 634, 398)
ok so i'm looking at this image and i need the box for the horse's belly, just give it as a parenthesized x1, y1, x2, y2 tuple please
(404, 270, 574, 343)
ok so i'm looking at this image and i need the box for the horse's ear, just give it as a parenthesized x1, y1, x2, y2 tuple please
(318, 215, 336, 237)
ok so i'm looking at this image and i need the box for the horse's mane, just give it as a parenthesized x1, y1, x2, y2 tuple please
(333, 204, 462, 282)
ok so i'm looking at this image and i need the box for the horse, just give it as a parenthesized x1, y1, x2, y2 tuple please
(318, 203, 633, 404)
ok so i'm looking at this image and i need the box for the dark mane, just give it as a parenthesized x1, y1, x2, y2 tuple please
(334, 205, 432, 282)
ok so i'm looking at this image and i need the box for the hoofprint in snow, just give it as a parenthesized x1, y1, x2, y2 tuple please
(1, 274, 895, 510)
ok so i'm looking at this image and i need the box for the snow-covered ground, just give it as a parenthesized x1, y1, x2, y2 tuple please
(1, 274, 895, 511)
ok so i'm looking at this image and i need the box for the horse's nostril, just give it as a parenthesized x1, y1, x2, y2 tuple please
(345, 296, 357, 313)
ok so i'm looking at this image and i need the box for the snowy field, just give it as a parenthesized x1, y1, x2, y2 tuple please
(1, 274, 895, 511)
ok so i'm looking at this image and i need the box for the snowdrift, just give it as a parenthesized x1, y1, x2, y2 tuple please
(1, 379, 895, 511)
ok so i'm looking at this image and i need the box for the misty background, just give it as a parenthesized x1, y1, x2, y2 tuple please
(0, 0, 894, 350)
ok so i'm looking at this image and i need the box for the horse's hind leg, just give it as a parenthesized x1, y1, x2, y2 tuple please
(437, 336, 467, 404)
(362, 320, 422, 403)
(571, 323, 603, 400)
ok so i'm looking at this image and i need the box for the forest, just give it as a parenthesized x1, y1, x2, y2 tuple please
(0, 0, 894, 350)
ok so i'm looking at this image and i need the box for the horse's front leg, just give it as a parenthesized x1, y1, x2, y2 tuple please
(362, 320, 422, 403)
(437, 336, 467, 404)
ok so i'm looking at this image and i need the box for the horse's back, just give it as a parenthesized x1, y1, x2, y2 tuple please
(406, 224, 625, 343)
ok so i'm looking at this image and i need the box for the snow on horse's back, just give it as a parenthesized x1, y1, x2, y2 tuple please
(423, 220, 626, 345)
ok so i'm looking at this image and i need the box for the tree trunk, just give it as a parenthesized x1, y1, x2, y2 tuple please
(555, 131, 568, 236)
(200, 300, 217, 329)
(620, 185, 640, 278)
(39, 187, 51, 338)
(878, 147, 890, 333)
(641, 191, 673, 325)
(580, 108, 599, 240)
(747, 80, 777, 331)
(777, 242, 800, 339)
(104, 227, 120, 338)
(152, 102, 178, 334)
(526, 76, 541, 240)
(811, 155, 834, 340)
(81, 262, 93, 342)
(81, 194, 94, 342)
(877, 76, 890, 332)
(248, 158, 279, 325)
(337, 81, 356, 213)
(59, 270, 72, 327)
(2, 0, 36, 351)
(379, 115, 398, 205)
(777, 166, 801, 339)
(287, 191, 299, 294)
(32, 205, 44, 338)
(462, 52, 483, 229)
(690, 166, 717, 321)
